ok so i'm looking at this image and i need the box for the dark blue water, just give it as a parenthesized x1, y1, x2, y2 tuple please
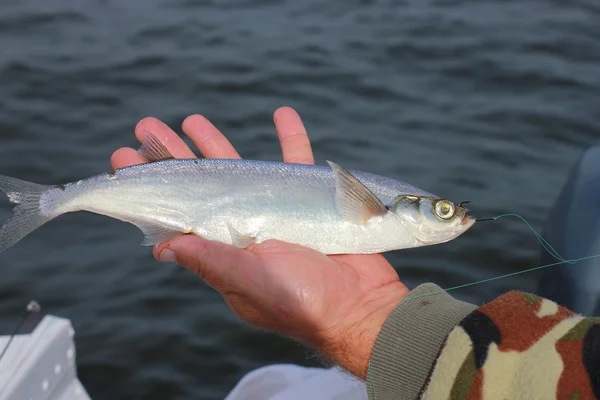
(0, 0, 598, 398)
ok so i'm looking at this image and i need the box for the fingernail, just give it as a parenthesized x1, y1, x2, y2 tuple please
(159, 249, 176, 263)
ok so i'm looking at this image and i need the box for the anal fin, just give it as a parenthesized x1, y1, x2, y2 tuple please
(227, 222, 256, 248)
(137, 222, 183, 246)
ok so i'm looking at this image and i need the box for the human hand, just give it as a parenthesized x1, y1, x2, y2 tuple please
(110, 107, 409, 378)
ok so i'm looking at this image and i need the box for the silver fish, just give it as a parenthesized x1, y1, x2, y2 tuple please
(0, 132, 475, 255)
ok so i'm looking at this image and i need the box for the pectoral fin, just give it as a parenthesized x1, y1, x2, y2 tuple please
(137, 222, 183, 246)
(227, 222, 256, 248)
(139, 131, 175, 162)
(327, 160, 388, 224)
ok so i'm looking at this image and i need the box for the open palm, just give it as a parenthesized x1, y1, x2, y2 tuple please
(110, 107, 408, 377)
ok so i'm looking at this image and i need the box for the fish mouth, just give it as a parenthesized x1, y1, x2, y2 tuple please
(460, 213, 475, 226)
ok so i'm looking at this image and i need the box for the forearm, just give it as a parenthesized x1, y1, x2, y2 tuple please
(310, 282, 408, 378)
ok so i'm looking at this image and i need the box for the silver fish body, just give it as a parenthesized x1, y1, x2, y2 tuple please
(0, 136, 475, 255)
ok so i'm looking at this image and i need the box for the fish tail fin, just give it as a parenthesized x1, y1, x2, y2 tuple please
(0, 175, 54, 253)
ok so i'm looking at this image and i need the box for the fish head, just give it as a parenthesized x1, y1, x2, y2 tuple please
(390, 195, 476, 245)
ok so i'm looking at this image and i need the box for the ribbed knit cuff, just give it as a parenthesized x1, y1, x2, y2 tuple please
(365, 283, 477, 400)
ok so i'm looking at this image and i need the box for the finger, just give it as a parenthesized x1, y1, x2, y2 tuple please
(154, 235, 259, 292)
(273, 107, 314, 165)
(110, 147, 147, 170)
(135, 117, 196, 159)
(182, 114, 241, 159)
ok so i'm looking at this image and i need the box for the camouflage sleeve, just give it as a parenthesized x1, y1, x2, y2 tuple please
(421, 289, 600, 400)
(366, 283, 600, 400)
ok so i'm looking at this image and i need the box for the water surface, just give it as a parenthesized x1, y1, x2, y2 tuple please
(0, 0, 598, 398)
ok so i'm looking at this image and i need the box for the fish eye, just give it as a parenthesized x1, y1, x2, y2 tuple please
(434, 200, 455, 220)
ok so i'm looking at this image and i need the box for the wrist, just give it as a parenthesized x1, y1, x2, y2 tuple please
(317, 282, 408, 378)
(366, 283, 477, 399)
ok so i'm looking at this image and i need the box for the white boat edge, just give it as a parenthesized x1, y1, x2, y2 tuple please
(0, 315, 91, 400)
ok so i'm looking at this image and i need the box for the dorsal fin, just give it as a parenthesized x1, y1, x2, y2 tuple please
(139, 131, 175, 162)
(327, 160, 388, 224)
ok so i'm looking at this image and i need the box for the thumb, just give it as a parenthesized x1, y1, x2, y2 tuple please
(153, 235, 258, 291)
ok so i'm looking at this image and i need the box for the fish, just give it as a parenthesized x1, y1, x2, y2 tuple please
(0, 132, 475, 255)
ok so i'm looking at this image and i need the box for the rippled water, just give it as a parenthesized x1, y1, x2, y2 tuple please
(0, 0, 598, 398)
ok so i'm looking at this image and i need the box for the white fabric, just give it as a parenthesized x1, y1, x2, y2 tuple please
(225, 364, 367, 400)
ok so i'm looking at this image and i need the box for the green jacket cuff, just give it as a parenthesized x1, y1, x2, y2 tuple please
(366, 283, 477, 400)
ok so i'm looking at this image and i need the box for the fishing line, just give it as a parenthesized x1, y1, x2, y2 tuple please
(403, 213, 584, 301)
(0, 300, 41, 365)
(367, 213, 600, 399)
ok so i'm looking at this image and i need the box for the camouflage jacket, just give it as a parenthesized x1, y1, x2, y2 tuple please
(366, 283, 600, 400)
